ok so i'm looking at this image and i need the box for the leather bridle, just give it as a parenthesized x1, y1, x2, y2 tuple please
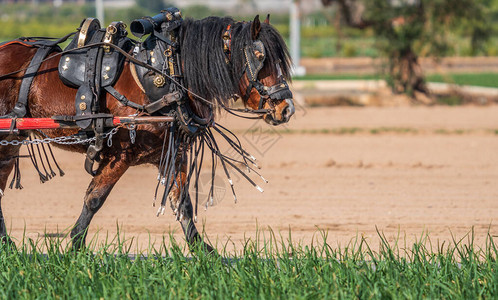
(223, 24, 293, 118)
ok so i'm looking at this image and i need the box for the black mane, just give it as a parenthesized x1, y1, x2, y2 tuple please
(179, 16, 292, 113)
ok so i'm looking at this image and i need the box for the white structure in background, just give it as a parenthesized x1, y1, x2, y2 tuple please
(290, 0, 306, 76)
(96, 0, 104, 24)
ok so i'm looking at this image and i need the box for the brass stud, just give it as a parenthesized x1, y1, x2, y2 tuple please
(79, 102, 87, 111)
(151, 57, 156, 63)
(153, 75, 166, 88)
(65, 57, 70, 62)
(105, 66, 111, 71)
(80, 95, 86, 100)
(103, 74, 109, 80)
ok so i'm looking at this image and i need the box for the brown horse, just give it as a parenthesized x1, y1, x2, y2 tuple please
(0, 13, 294, 251)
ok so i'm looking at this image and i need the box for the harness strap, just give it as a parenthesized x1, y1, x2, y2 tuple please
(0, 31, 76, 50)
(153, 30, 178, 48)
(52, 113, 114, 122)
(11, 46, 54, 118)
(8, 117, 17, 134)
(144, 90, 182, 114)
(84, 117, 105, 176)
(242, 80, 267, 110)
(104, 86, 144, 110)
(74, 33, 104, 129)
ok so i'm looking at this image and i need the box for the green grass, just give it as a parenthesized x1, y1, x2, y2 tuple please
(241, 127, 498, 136)
(427, 73, 498, 88)
(294, 74, 383, 81)
(295, 72, 498, 88)
(436, 94, 465, 106)
(299, 36, 379, 58)
(369, 127, 418, 135)
(0, 229, 498, 298)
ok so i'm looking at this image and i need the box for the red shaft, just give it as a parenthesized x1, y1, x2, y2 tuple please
(0, 116, 175, 130)
(0, 118, 64, 130)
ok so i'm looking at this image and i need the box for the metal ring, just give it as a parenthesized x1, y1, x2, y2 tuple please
(107, 25, 117, 35)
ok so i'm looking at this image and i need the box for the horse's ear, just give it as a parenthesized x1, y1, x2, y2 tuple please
(264, 14, 270, 24)
(251, 15, 261, 40)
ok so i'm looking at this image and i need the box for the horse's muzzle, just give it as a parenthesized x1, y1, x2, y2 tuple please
(265, 98, 295, 125)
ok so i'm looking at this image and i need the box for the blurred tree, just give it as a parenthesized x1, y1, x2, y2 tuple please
(181, 5, 224, 20)
(322, 0, 492, 100)
(135, 0, 171, 14)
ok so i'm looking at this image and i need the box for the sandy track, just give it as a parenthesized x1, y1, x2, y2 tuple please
(2, 105, 498, 252)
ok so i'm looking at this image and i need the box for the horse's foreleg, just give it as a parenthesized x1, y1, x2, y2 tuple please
(0, 144, 21, 247)
(168, 168, 214, 253)
(70, 153, 129, 250)
(178, 193, 214, 253)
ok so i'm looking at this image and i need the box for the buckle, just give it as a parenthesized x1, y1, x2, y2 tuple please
(103, 22, 119, 53)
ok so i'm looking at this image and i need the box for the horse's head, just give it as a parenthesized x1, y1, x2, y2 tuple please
(232, 15, 295, 125)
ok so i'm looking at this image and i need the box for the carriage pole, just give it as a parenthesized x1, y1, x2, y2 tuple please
(0, 116, 175, 132)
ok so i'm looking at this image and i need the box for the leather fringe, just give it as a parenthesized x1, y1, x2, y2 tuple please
(9, 134, 65, 189)
(154, 122, 267, 222)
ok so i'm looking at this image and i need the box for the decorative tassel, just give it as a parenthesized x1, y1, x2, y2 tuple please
(27, 140, 48, 183)
(40, 143, 56, 178)
(8, 156, 23, 190)
(34, 143, 51, 180)
(152, 118, 267, 219)
(46, 143, 64, 177)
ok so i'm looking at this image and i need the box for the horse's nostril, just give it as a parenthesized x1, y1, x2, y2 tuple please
(282, 100, 295, 121)
(282, 106, 289, 119)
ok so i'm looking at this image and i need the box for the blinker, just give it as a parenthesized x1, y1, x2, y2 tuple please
(244, 40, 266, 81)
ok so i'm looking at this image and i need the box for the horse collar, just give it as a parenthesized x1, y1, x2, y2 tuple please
(175, 98, 213, 137)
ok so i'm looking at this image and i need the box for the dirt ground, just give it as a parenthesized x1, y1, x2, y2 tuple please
(2, 105, 498, 253)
